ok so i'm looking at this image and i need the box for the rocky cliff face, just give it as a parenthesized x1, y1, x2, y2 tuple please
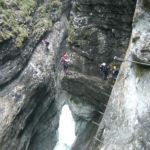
(62, 0, 136, 149)
(0, 0, 138, 150)
(0, 0, 70, 149)
(91, 0, 150, 149)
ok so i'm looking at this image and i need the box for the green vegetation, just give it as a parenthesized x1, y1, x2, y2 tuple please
(67, 25, 94, 45)
(82, 29, 95, 40)
(67, 12, 95, 46)
(135, 65, 149, 77)
(74, 3, 81, 13)
(33, 18, 52, 39)
(135, 65, 143, 77)
(0, 0, 36, 47)
(51, 0, 62, 8)
(16, 26, 28, 47)
(67, 25, 76, 44)
(67, 15, 77, 45)
(46, 0, 62, 13)
(0, 0, 62, 47)
(0, 0, 6, 8)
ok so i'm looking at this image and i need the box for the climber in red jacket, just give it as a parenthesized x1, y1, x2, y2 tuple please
(61, 52, 69, 75)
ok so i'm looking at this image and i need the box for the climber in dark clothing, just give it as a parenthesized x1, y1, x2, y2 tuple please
(100, 63, 109, 80)
(63, 61, 68, 73)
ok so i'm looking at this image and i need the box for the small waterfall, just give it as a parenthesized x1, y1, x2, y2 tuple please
(54, 105, 76, 150)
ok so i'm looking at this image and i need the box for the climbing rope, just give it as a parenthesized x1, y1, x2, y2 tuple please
(114, 56, 150, 67)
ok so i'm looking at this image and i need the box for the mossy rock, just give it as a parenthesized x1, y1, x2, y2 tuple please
(0, 0, 56, 47)
(0, 30, 14, 42)
(15, 26, 28, 48)
(0, 0, 7, 8)
(0, 0, 36, 46)
(82, 29, 94, 40)
(67, 25, 76, 44)
(51, 0, 62, 8)
(135, 65, 149, 77)
(74, 3, 81, 12)
(33, 18, 52, 39)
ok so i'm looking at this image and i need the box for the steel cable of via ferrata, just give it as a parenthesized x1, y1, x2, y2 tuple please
(114, 56, 150, 67)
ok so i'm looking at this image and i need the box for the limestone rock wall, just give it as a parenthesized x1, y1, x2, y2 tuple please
(67, 0, 136, 76)
(0, 0, 70, 149)
(0, 0, 138, 149)
(60, 0, 136, 149)
(91, 0, 150, 149)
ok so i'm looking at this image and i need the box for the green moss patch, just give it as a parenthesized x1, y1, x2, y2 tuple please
(0, 0, 36, 47)
(0, 0, 62, 47)
(51, 0, 62, 8)
(33, 18, 52, 39)
(15, 26, 28, 48)
(67, 25, 76, 44)
(135, 64, 149, 77)
(74, 3, 81, 13)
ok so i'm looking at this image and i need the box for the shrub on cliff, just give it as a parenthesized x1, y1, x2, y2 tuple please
(0, 0, 60, 48)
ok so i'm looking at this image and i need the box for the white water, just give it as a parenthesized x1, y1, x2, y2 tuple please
(54, 105, 76, 150)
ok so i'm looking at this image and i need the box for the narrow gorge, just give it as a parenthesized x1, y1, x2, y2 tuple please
(0, 0, 150, 150)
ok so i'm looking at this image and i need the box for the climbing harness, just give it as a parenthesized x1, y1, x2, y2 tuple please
(114, 56, 150, 66)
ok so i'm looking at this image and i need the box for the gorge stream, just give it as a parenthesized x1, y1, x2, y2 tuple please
(54, 105, 76, 150)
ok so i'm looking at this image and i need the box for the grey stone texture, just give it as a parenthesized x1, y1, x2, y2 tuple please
(0, 0, 70, 149)
(91, 0, 150, 150)
(0, 0, 138, 150)
(63, 0, 136, 149)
